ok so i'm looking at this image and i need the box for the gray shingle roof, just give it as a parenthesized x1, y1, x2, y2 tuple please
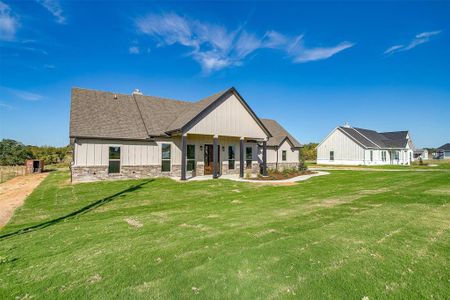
(260, 119, 302, 148)
(438, 143, 450, 151)
(70, 87, 276, 141)
(69, 88, 149, 140)
(338, 126, 409, 149)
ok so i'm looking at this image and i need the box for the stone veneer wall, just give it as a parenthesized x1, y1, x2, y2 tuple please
(72, 165, 182, 182)
(72, 161, 263, 182)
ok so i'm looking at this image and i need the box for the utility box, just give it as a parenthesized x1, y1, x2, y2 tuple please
(25, 160, 44, 174)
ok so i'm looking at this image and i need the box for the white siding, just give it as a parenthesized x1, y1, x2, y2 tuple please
(186, 94, 267, 139)
(74, 139, 161, 167)
(317, 129, 365, 165)
(73, 136, 259, 168)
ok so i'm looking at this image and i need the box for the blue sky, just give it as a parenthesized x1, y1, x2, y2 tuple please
(0, 1, 449, 148)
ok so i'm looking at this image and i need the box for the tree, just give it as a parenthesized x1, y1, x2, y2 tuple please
(300, 143, 319, 161)
(0, 139, 32, 165)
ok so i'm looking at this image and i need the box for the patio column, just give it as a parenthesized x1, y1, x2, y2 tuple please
(239, 137, 244, 178)
(213, 135, 218, 179)
(262, 139, 268, 176)
(181, 134, 187, 180)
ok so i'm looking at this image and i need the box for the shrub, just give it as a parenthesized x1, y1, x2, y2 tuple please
(298, 158, 307, 171)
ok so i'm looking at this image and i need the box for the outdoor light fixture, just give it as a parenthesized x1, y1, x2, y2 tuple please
(222, 146, 225, 151)
(200, 145, 203, 151)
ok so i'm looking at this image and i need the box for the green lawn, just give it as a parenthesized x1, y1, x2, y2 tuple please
(1, 170, 449, 299)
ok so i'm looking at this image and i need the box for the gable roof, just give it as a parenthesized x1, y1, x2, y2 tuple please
(70, 87, 271, 140)
(336, 126, 410, 149)
(260, 119, 302, 148)
(437, 143, 450, 151)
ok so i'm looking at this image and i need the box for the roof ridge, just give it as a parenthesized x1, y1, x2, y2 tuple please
(72, 87, 193, 104)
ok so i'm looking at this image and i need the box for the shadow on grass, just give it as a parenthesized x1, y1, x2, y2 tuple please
(0, 179, 154, 240)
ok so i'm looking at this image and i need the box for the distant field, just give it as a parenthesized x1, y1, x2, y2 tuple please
(0, 170, 449, 299)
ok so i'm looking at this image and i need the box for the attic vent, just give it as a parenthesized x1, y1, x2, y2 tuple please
(132, 89, 143, 95)
(343, 122, 350, 128)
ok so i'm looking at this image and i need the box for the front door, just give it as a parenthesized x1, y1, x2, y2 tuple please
(204, 144, 220, 175)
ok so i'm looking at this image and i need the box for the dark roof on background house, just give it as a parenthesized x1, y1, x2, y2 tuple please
(337, 126, 410, 149)
(70, 87, 276, 140)
(261, 119, 302, 148)
(437, 143, 450, 151)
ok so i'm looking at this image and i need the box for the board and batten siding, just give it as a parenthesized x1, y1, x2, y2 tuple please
(186, 94, 267, 139)
(73, 136, 260, 167)
(74, 138, 176, 167)
(317, 129, 365, 165)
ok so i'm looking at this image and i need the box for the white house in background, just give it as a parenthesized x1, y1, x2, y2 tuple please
(436, 143, 450, 159)
(70, 87, 302, 182)
(413, 149, 429, 160)
(317, 123, 415, 165)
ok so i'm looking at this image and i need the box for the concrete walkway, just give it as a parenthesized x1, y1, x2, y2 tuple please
(174, 171, 329, 185)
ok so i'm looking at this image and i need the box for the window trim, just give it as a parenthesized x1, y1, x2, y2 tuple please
(282, 150, 287, 161)
(245, 146, 253, 169)
(108, 146, 121, 174)
(161, 143, 171, 172)
(228, 145, 235, 170)
(187, 144, 195, 172)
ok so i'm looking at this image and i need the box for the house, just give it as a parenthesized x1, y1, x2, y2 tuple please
(70, 87, 302, 182)
(436, 143, 450, 159)
(413, 149, 429, 160)
(317, 123, 415, 165)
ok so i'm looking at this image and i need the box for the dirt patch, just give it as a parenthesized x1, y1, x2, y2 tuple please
(124, 218, 143, 228)
(312, 195, 361, 208)
(424, 188, 450, 196)
(0, 173, 48, 228)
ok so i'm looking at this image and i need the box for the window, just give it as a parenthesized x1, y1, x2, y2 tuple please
(161, 143, 171, 172)
(108, 146, 120, 174)
(246, 146, 252, 169)
(370, 150, 373, 161)
(187, 144, 195, 171)
(330, 151, 334, 161)
(394, 151, 399, 160)
(381, 151, 386, 162)
(282, 150, 287, 161)
(228, 145, 235, 170)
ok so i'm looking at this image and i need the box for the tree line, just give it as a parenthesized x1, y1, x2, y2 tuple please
(0, 139, 72, 166)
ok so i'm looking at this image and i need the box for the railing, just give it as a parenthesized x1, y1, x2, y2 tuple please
(0, 166, 26, 183)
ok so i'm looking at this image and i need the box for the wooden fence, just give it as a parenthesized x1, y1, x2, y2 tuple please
(0, 166, 26, 183)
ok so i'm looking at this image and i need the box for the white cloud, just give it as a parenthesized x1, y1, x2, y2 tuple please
(0, 1, 19, 41)
(35, 0, 65, 24)
(136, 13, 353, 72)
(129, 46, 140, 54)
(13, 90, 43, 101)
(0, 102, 13, 110)
(293, 42, 354, 63)
(384, 30, 441, 55)
(0, 86, 44, 101)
